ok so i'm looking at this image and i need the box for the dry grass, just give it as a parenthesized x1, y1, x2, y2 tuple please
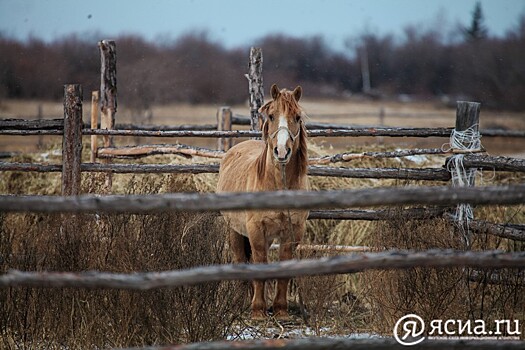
(1, 99, 525, 345)
(0, 172, 249, 348)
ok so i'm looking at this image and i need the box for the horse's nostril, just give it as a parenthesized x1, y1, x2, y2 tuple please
(273, 147, 279, 156)
(286, 148, 291, 158)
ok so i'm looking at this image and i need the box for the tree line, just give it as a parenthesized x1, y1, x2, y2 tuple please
(1, 13, 524, 111)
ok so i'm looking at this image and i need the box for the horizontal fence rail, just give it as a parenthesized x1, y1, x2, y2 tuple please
(0, 127, 453, 138)
(0, 185, 523, 214)
(114, 338, 525, 350)
(0, 161, 452, 180)
(2, 117, 525, 137)
(1, 250, 524, 289)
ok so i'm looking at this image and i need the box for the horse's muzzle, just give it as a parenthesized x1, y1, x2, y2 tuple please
(273, 146, 291, 163)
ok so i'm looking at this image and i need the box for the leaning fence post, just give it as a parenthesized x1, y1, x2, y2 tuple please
(62, 84, 83, 196)
(217, 106, 232, 151)
(448, 101, 481, 246)
(98, 40, 117, 190)
(246, 47, 263, 135)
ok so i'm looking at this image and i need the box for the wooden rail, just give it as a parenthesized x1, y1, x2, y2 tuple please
(2, 117, 525, 137)
(0, 127, 455, 138)
(0, 185, 523, 214)
(1, 250, 524, 289)
(0, 161, 452, 180)
(115, 338, 525, 350)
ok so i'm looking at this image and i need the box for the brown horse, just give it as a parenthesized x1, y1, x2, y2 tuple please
(216, 84, 309, 319)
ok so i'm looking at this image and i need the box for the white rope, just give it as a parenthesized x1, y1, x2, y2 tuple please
(445, 125, 482, 247)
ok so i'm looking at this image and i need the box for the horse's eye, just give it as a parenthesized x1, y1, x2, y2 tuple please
(295, 115, 301, 123)
(268, 114, 274, 121)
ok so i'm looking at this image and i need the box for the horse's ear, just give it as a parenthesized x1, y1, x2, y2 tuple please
(293, 86, 302, 101)
(271, 84, 280, 100)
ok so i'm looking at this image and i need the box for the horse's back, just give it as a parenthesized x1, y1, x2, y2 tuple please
(217, 140, 264, 193)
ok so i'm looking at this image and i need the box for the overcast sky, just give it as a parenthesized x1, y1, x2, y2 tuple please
(1, 0, 523, 52)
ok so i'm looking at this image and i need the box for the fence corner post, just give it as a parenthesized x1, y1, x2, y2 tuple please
(217, 106, 232, 151)
(62, 84, 83, 196)
(247, 47, 263, 135)
(449, 100, 482, 246)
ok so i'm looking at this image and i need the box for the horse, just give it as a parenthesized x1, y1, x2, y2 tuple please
(216, 84, 309, 320)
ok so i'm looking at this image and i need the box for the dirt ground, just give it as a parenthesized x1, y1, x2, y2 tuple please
(1, 98, 524, 157)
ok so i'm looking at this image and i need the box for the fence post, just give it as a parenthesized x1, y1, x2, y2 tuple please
(62, 84, 83, 196)
(449, 101, 481, 246)
(37, 104, 43, 149)
(217, 106, 232, 151)
(98, 40, 117, 189)
(90, 91, 99, 163)
(247, 47, 263, 135)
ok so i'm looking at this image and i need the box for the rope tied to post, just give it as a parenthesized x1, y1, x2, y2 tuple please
(444, 124, 482, 247)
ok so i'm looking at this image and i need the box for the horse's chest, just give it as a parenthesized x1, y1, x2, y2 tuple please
(251, 210, 306, 239)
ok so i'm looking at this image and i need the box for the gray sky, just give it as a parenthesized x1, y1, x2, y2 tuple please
(1, 0, 523, 52)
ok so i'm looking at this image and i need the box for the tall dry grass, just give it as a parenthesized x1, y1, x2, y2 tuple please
(0, 142, 524, 344)
(0, 172, 248, 348)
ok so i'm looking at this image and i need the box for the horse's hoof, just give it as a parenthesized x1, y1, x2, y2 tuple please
(273, 309, 290, 321)
(251, 310, 267, 320)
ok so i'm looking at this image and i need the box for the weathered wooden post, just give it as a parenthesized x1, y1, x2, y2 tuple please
(449, 101, 481, 246)
(98, 40, 117, 189)
(37, 104, 43, 149)
(90, 91, 99, 163)
(62, 84, 83, 196)
(246, 47, 264, 135)
(455, 101, 481, 149)
(216, 106, 232, 151)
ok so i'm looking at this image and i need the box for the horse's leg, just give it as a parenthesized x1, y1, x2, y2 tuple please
(229, 230, 253, 308)
(247, 222, 268, 320)
(273, 222, 303, 320)
(229, 230, 248, 263)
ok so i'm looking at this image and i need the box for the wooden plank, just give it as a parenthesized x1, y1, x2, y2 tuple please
(271, 243, 371, 253)
(61, 84, 83, 196)
(309, 148, 484, 165)
(469, 219, 525, 242)
(247, 47, 263, 132)
(97, 144, 225, 159)
(308, 166, 451, 181)
(0, 118, 64, 130)
(0, 161, 450, 180)
(0, 185, 523, 214)
(3, 126, 524, 138)
(73, 127, 454, 138)
(1, 250, 524, 290)
(308, 207, 448, 220)
(109, 338, 525, 350)
(461, 154, 525, 173)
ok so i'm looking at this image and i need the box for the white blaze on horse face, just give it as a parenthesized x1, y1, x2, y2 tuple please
(276, 115, 291, 161)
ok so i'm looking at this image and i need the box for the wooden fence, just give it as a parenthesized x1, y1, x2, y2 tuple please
(0, 43, 524, 349)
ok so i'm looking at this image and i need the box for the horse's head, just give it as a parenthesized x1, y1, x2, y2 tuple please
(259, 84, 306, 165)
